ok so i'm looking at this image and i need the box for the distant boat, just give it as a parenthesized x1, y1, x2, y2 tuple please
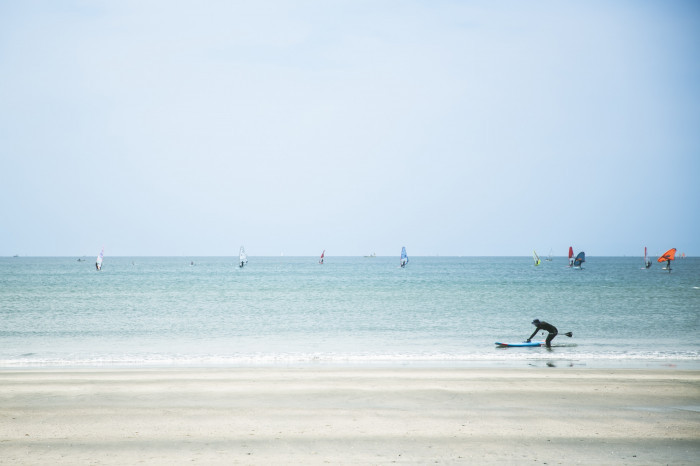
(568, 246, 574, 267)
(400, 247, 408, 268)
(96, 248, 104, 271)
(319, 250, 325, 264)
(546, 249, 553, 261)
(658, 248, 676, 272)
(239, 246, 247, 268)
(573, 251, 585, 269)
(533, 250, 541, 266)
(364, 253, 376, 258)
(643, 247, 651, 269)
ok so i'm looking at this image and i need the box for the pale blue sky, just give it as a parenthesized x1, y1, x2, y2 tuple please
(1, 1, 698, 257)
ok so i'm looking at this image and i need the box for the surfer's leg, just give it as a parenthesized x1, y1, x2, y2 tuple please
(546, 332, 557, 348)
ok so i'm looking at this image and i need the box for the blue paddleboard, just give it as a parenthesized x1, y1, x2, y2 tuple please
(495, 341, 545, 347)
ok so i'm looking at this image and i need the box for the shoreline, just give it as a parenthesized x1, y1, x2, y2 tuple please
(1, 367, 698, 464)
(2, 355, 699, 371)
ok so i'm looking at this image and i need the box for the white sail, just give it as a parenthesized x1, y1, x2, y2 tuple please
(95, 248, 104, 271)
(400, 247, 408, 268)
(239, 246, 247, 268)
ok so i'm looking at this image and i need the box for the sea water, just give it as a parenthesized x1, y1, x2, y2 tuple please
(1, 256, 698, 369)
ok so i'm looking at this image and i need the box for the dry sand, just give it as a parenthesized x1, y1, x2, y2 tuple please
(1, 368, 698, 464)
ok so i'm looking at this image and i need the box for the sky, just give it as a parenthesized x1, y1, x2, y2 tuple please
(1, 0, 698, 257)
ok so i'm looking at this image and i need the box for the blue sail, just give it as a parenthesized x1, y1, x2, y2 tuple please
(400, 247, 408, 267)
(574, 252, 585, 267)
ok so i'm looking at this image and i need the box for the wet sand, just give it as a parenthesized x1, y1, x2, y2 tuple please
(1, 368, 698, 464)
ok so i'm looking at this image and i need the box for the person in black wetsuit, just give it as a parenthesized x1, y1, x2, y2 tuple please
(527, 319, 558, 348)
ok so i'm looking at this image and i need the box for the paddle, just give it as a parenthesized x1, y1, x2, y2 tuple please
(533, 331, 573, 338)
(526, 331, 572, 343)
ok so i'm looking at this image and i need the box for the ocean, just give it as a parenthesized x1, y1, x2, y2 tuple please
(1, 256, 698, 369)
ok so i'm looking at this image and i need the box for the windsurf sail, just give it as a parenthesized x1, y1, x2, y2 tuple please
(644, 246, 651, 269)
(239, 246, 247, 268)
(658, 248, 676, 262)
(573, 251, 585, 268)
(96, 248, 104, 271)
(657, 248, 676, 271)
(533, 250, 541, 266)
(568, 246, 574, 267)
(319, 250, 325, 264)
(400, 246, 408, 268)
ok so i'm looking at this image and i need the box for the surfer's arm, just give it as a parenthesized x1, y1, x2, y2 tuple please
(527, 328, 539, 342)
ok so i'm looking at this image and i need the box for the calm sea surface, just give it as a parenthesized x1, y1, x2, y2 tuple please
(1, 256, 698, 369)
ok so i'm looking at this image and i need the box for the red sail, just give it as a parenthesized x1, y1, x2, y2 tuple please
(657, 248, 677, 262)
(568, 247, 574, 259)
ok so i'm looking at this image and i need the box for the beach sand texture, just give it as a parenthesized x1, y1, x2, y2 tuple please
(1, 368, 698, 464)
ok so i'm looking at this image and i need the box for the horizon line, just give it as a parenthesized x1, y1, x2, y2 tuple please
(2, 254, 691, 259)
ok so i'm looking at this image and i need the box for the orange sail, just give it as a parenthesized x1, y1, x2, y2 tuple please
(657, 248, 677, 262)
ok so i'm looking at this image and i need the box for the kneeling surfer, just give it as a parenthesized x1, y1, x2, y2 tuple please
(527, 319, 557, 348)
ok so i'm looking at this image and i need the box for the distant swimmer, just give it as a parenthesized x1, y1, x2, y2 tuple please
(527, 319, 558, 348)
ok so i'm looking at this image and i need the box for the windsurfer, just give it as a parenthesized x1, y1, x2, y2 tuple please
(527, 319, 558, 348)
(657, 248, 676, 272)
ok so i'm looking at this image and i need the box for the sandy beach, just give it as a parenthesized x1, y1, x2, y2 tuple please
(1, 368, 698, 464)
